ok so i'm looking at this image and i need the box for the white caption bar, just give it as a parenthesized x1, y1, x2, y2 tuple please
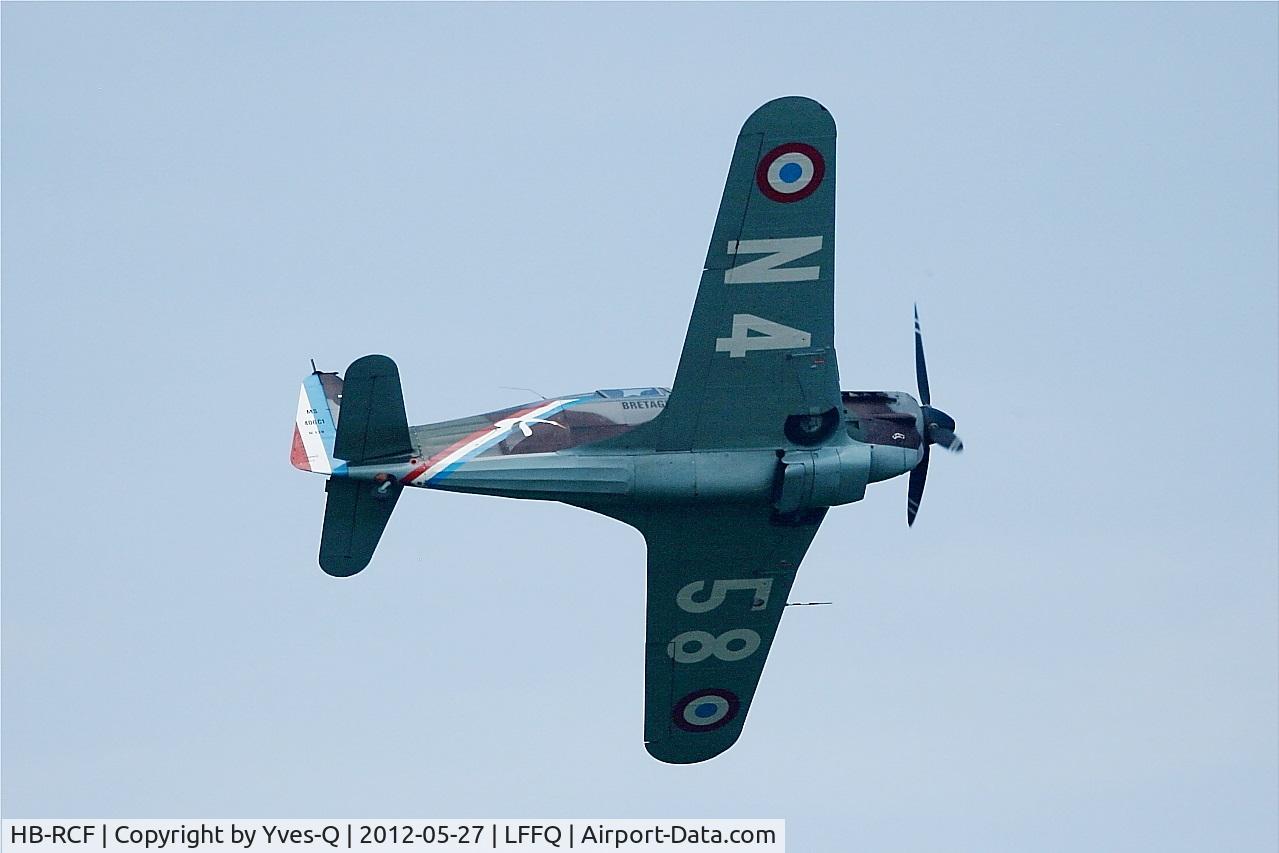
(2, 820, 784, 852)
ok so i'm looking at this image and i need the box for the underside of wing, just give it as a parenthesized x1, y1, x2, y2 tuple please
(621, 504, 826, 764)
(610, 96, 841, 452)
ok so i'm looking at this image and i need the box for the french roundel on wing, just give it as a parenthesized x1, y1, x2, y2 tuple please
(755, 142, 825, 203)
(672, 688, 741, 733)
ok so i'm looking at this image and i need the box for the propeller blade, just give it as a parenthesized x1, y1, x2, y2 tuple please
(907, 445, 929, 526)
(930, 426, 963, 453)
(914, 304, 931, 406)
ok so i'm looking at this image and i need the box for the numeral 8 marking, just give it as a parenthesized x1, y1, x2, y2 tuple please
(666, 629, 762, 664)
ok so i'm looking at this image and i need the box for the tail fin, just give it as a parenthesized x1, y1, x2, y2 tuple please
(291, 370, 345, 474)
(304, 354, 414, 577)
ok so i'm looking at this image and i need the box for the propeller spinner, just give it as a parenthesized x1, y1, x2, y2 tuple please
(908, 306, 963, 526)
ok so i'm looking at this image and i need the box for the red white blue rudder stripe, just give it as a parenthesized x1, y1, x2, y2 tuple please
(291, 372, 346, 475)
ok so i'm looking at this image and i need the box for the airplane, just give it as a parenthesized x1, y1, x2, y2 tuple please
(290, 96, 962, 764)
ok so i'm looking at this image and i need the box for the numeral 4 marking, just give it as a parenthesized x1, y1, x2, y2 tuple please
(716, 314, 811, 358)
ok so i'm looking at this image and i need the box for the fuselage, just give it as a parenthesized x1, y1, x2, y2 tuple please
(312, 385, 927, 513)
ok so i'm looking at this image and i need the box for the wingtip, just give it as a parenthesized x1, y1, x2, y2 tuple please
(741, 96, 835, 137)
(644, 732, 741, 765)
(319, 554, 371, 578)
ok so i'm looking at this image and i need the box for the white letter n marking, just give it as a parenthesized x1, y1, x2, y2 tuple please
(724, 236, 823, 284)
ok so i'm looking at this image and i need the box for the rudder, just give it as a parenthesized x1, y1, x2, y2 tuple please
(291, 370, 344, 474)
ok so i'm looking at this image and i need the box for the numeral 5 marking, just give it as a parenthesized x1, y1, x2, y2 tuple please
(677, 578, 774, 613)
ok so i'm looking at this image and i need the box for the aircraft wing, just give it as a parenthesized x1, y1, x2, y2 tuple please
(624, 96, 841, 451)
(628, 505, 826, 764)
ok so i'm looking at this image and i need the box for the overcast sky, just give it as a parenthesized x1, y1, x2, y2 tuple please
(3, 4, 1276, 851)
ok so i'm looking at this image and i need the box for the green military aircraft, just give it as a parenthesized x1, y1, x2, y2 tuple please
(291, 96, 962, 764)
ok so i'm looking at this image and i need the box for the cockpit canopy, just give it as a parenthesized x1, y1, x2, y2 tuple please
(595, 387, 670, 399)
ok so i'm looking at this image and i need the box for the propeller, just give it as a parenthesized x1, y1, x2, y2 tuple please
(908, 306, 963, 526)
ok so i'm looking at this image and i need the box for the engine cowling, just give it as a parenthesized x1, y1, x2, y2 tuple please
(774, 445, 872, 513)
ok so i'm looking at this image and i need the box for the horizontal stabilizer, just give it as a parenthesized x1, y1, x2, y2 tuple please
(319, 477, 402, 577)
(333, 354, 413, 465)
